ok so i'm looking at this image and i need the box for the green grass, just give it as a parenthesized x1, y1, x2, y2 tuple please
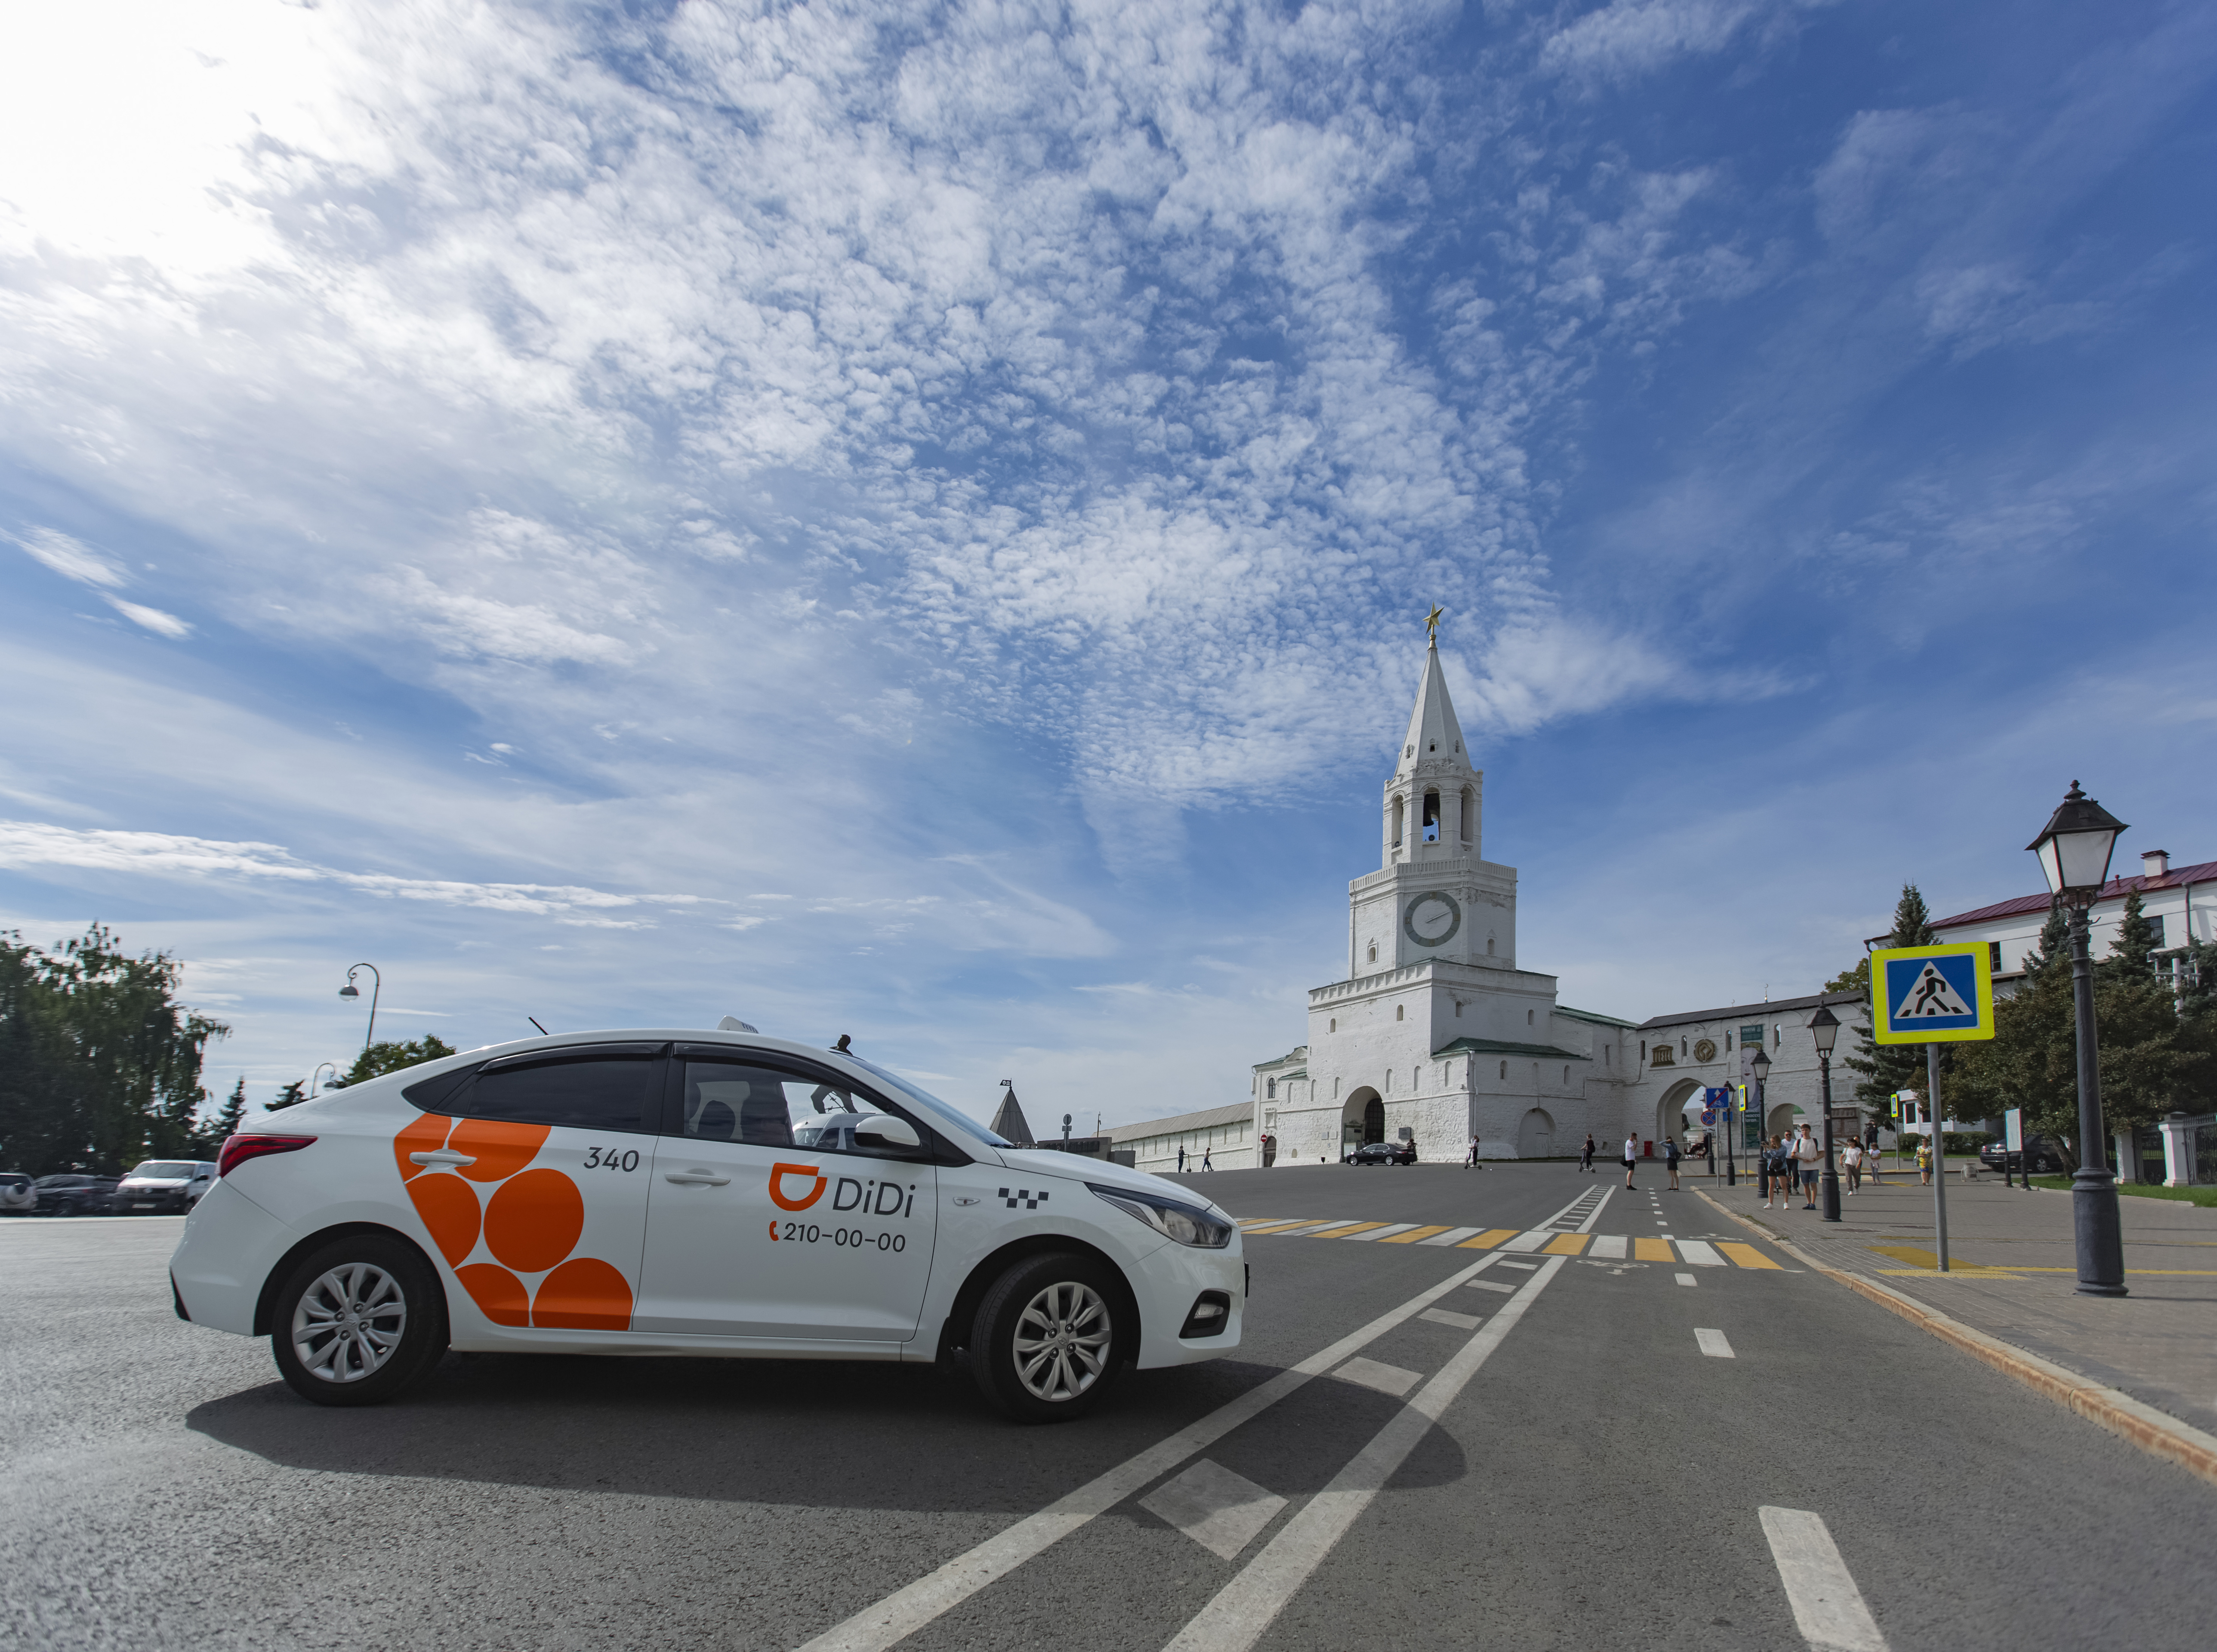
(2029, 1175, 2217, 1208)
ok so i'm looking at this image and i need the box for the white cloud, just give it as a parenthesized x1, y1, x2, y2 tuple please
(11, 527, 127, 589)
(1540, 0, 1832, 84)
(104, 598, 193, 638)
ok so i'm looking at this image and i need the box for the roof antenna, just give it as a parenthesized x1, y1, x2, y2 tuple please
(527, 1017, 549, 1035)
(832, 1032, 852, 1054)
(717, 1015, 760, 1034)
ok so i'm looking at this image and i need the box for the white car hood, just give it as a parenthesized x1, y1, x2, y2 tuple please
(990, 1149, 1226, 1215)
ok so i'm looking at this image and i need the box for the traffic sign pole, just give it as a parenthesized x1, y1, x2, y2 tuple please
(1928, 1044, 1949, 1273)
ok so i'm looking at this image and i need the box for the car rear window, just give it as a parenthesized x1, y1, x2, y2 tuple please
(446, 1046, 660, 1133)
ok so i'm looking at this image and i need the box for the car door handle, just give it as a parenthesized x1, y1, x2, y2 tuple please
(664, 1169, 731, 1186)
(409, 1151, 477, 1169)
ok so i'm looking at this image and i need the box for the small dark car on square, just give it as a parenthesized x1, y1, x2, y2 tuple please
(31, 1174, 119, 1217)
(1980, 1135, 2067, 1176)
(1344, 1140, 1417, 1165)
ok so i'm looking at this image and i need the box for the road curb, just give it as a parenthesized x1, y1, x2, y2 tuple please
(1691, 1187, 2217, 1492)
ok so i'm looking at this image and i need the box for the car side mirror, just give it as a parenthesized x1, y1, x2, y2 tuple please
(853, 1115, 921, 1150)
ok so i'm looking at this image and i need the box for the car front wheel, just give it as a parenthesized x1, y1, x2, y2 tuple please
(970, 1252, 1126, 1423)
(270, 1234, 448, 1407)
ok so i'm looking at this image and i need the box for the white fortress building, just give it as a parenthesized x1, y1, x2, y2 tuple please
(1253, 635, 1641, 1162)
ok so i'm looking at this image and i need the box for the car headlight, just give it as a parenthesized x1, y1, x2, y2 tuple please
(1088, 1184, 1235, 1249)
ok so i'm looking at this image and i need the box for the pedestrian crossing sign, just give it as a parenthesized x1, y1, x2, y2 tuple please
(1870, 943, 1994, 1045)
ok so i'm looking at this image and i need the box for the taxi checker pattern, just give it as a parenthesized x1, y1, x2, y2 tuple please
(999, 1187, 1049, 1210)
(392, 1112, 634, 1331)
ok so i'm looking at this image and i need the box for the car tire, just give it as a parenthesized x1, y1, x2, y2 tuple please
(269, 1233, 448, 1407)
(970, 1251, 1126, 1424)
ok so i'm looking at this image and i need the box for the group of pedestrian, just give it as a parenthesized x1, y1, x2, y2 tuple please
(1616, 1132, 1683, 1190)
(1756, 1125, 1825, 1209)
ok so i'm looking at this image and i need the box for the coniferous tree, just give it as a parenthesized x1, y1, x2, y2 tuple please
(1843, 884, 1939, 1116)
(193, 1077, 248, 1155)
(337, 1036, 459, 1087)
(265, 1080, 310, 1112)
(2100, 890, 2162, 986)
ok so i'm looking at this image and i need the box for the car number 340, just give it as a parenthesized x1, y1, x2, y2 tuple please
(580, 1146, 641, 1172)
(771, 1222, 907, 1251)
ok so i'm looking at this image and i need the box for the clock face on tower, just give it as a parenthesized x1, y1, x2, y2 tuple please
(1402, 890, 1462, 949)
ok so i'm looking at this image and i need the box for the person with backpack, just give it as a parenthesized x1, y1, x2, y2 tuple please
(1792, 1123, 1823, 1208)
(1663, 1133, 1681, 1190)
(1580, 1133, 1596, 1174)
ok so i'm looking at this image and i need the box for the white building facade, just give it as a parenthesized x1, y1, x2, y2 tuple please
(1254, 639, 1640, 1163)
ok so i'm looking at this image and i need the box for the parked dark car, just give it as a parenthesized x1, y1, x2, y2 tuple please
(1344, 1140, 1417, 1165)
(30, 1174, 120, 1216)
(1979, 1135, 2067, 1176)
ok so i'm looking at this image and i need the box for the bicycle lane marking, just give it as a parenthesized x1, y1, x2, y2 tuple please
(1158, 1253, 1570, 1652)
(792, 1186, 1600, 1652)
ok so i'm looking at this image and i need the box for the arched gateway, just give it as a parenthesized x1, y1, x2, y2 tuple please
(1341, 1088, 1385, 1151)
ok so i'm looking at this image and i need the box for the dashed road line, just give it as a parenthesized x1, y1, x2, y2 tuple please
(1758, 1506, 1888, 1651)
(1696, 1328, 1735, 1359)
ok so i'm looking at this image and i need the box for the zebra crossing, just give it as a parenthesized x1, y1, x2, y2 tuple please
(1234, 1215, 1782, 1271)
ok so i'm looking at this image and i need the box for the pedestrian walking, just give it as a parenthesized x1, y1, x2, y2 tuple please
(1664, 1134, 1681, 1190)
(1580, 1134, 1596, 1174)
(1622, 1132, 1637, 1189)
(1177, 1145, 1186, 1172)
(1793, 1123, 1822, 1208)
(1467, 1134, 1481, 1167)
(1201, 1147, 1213, 1171)
(1704, 1132, 1715, 1177)
(1917, 1139, 1933, 1184)
(1841, 1139, 1862, 1194)
(1761, 1136, 1784, 1208)
(1864, 1141, 1882, 1187)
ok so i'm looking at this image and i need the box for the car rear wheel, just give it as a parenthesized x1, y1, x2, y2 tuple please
(270, 1233, 448, 1407)
(970, 1251, 1126, 1423)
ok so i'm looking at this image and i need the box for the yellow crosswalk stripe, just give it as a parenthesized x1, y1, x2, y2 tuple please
(1377, 1224, 1452, 1245)
(1239, 1220, 1316, 1234)
(1542, 1233, 1590, 1256)
(1309, 1221, 1391, 1239)
(1716, 1242, 1779, 1270)
(1633, 1237, 1674, 1261)
(1456, 1227, 1522, 1249)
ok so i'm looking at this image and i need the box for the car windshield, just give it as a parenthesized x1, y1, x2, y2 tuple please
(843, 1055, 1011, 1148)
(126, 1162, 198, 1179)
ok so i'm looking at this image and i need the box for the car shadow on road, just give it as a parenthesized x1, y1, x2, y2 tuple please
(185, 1349, 1467, 1515)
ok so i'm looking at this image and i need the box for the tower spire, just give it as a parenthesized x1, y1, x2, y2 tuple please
(1381, 621, 1479, 866)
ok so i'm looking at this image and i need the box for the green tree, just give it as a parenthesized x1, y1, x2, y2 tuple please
(0, 925, 229, 1174)
(1822, 956, 1869, 996)
(2100, 890, 2162, 986)
(1842, 884, 1939, 1115)
(193, 1077, 248, 1155)
(265, 1080, 310, 1112)
(333, 1036, 458, 1088)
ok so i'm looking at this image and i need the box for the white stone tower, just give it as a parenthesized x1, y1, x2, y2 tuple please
(1249, 625, 1637, 1164)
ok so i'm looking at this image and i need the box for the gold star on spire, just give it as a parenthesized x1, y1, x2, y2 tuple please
(1424, 604, 1444, 644)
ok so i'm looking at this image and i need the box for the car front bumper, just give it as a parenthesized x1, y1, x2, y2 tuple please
(1125, 1235, 1245, 1370)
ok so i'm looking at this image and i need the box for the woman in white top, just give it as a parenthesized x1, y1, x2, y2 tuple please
(1841, 1139, 1862, 1194)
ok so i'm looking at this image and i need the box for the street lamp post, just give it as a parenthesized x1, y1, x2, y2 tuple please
(311, 1061, 339, 1097)
(2027, 781, 2130, 1298)
(1748, 1047, 1770, 1193)
(339, 962, 381, 1057)
(1811, 1005, 1842, 1221)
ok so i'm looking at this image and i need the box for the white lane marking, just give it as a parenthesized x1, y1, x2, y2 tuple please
(1341, 1223, 1417, 1242)
(1499, 1230, 1551, 1252)
(1138, 1460, 1286, 1563)
(1497, 1260, 1538, 1271)
(796, 1183, 1603, 1652)
(1678, 1240, 1725, 1267)
(1335, 1356, 1421, 1397)
(1264, 1221, 1348, 1236)
(1417, 1226, 1482, 1247)
(1758, 1507, 1889, 1652)
(1675, 1273, 1697, 1287)
(1574, 1186, 1616, 1233)
(1696, 1328, 1735, 1358)
(1418, 1307, 1483, 1331)
(1588, 1236, 1628, 1259)
(1162, 1256, 1567, 1652)
(1465, 1279, 1516, 1295)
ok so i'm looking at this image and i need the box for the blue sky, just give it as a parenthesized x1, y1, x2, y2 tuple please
(3, 0, 2211, 1129)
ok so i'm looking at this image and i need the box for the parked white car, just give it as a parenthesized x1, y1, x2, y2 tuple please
(0, 1174, 34, 1215)
(171, 1029, 1244, 1419)
(113, 1160, 217, 1214)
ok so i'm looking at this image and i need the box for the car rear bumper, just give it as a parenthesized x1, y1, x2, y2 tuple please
(169, 1181, 293, 1335)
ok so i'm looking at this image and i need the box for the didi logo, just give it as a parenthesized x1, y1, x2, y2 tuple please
(768, 1162, 827, 1211)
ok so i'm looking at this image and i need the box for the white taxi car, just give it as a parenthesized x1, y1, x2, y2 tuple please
(169, 1029, 1244, 1421)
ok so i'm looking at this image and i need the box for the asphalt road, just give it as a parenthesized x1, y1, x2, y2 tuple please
(5, 1163, 2214, 1651)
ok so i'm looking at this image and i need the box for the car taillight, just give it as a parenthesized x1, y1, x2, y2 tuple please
(218, 1134, 317, 1177)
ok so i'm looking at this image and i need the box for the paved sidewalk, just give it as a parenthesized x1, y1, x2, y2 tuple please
(1691, 1166, 2217, 1436)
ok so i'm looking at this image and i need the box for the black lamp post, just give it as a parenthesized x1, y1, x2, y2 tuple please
(2027, 781, 2129, 1297)
(339, 962, 381, 1057)
(1748, 1046, 1771, 1192)
(1811, 1004, 1842, 1221)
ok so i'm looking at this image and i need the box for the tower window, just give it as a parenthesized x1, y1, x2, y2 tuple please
(1563, 1066, 1570, 1085)
(1487, 937, 1495, 955)
(1460, 785, 1475, 846)
(1527, 1008, 1533, 1025)
(1266, 1078, 1276, 1098)
(1367, 942, 1377, 964)
(1329, 1017, 1337, 1032)
(1391, 795, 1404, 848)
(1499, 1061, 1507, 1080)
(1455, 1001, 1464, 1017)
(1396, 1005, 1404, 1021)
(1422, 791, 1440, 842)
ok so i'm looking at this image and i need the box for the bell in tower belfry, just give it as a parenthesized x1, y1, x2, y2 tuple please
(1383, 618, 1481, 870)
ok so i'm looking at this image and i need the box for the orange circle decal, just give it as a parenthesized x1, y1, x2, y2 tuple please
(393, 1112, 452, 1183)
(445, 1118, 550, 1183)
(405, 1171, 481, 1267)
(533, 1257, 634, 1331)
(483, 1168, 585, 1274)
(456, 1263, 529, 1327)
(768, 1162, 827, 1211)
